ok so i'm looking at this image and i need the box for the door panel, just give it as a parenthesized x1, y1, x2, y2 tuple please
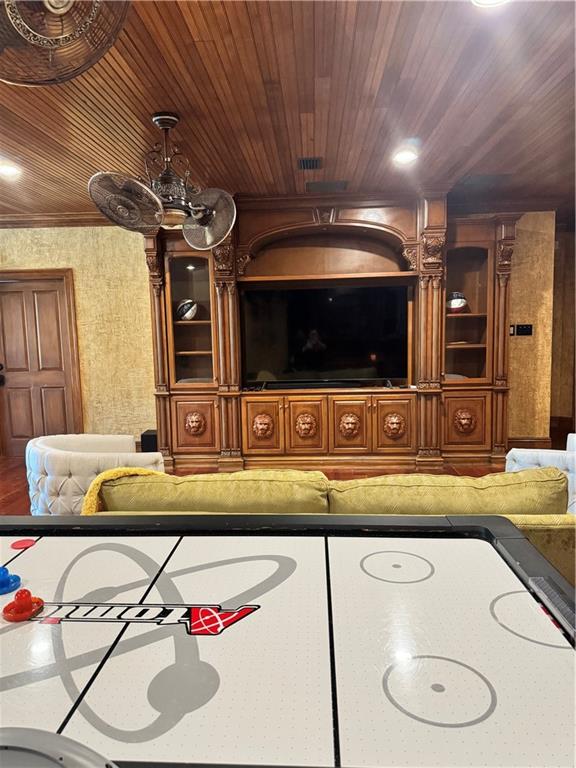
(0, 274, 82, 456)
(329, 397, 371, 453)
(285, 397, 327, 454)
(442, 393, 491, 451)
(242, 396, 284, 454)
(1, 292, 29, 370)
(172, 397, 220, 453)
(7, 388, 34, 439)
(35, 290, 63, 370)
(41, 388, 67, 436)
(373, 397, 417, 452)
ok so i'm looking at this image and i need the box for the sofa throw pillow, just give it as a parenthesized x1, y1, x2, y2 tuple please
(328, 467, 568, 517)
(96, 469, 329, 515)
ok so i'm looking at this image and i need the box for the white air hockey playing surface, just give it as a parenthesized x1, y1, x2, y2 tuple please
(0, 523, 574, 768)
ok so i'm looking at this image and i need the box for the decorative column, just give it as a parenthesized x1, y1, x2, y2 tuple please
(416, 196, 446, 467)
(212, 236, 243, 470)
(492, 216, 516, 458)
(144, 233, 171, 461)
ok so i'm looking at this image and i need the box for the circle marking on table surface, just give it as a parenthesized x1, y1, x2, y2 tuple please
(360, 550, 435, 583)
(382, 655, 497, 727)
(489, 590, 570, 649)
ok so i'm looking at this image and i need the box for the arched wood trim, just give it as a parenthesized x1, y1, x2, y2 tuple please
(247, 221, 406, 260)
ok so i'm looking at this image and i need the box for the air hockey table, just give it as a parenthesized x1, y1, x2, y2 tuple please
(0, 513, 574, 768)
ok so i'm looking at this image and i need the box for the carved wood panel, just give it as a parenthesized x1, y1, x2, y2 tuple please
(373, 397, 417, 452)
(442, 392, 491, 450)
(329, 397, 371, 453)
(242, 396, 284, 454)
(285, 396, 327, 454)
(172, 397, 220, 453)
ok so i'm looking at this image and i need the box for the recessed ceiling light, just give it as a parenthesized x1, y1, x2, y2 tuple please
(392, 146, 419, 166)
(470, 0, 509, 7)
(186, 264, 196, 271)
(0, 160, 22, 179)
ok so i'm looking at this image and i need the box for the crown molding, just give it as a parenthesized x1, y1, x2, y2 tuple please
(0, 212, 113, 229)
(234, 192, 418, 210)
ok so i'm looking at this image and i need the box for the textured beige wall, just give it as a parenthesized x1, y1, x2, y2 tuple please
(551, 232, 575, 420)
(508, 212, 555, 438)
(0, 227, 155, 438)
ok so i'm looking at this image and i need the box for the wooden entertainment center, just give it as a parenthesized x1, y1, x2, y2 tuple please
(145, 194, 517, 472)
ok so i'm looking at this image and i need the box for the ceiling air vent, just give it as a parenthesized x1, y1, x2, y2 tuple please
(306, 180, 348, 193)
(297, 156, 323, 170)
(453, 174, 510, 191)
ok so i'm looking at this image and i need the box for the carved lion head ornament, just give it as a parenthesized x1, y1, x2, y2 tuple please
(339, 412, 361, 439)
(383, 412, 406, 439)
(252, 412, 274, 439)
(184, 411, 206, 436)
(453, 408, 477, 435)
(295, 412, 318, 438)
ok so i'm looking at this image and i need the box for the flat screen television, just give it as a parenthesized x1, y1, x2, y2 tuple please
(240, 283, 409, 388)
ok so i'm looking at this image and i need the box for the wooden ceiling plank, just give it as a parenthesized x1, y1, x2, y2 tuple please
(321, 0, 359, 184)
(246, 2, 298, 191)
(0, 0, 572, 216)
(268, 0, 306, 190)
(215, 1, 282, 189)
(130, 2, 244, 186)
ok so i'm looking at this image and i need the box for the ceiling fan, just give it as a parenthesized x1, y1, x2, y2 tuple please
(88, 112, 236, 250)
(0, 0, 129, 86)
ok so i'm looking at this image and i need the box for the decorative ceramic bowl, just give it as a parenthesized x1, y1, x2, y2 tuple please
(446, 291, 469, 313)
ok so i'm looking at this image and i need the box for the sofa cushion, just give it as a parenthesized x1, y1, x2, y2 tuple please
(328, 467, 568, 517)
(506, 514, 575, 586)
(97, 469, 329, 515)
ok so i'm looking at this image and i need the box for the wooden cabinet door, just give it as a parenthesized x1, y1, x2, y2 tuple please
(373, 397, 417, 453)
(242, 396, 284, 454)
(172, 397, 220, 453)
(442, 392, 491, 451)
(329, 396, 371, 452)
(285, 396, 327, 453)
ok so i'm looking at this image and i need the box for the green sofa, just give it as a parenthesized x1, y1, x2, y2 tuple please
(83, 467, 575, 585)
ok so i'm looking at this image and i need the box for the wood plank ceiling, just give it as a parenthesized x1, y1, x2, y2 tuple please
(0, 0, 573, 224)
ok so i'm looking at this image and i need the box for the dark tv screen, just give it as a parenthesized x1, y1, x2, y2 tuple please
(240, 284, 408, 387)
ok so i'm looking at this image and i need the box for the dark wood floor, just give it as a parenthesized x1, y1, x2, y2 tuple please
(0, 457, 497, 516)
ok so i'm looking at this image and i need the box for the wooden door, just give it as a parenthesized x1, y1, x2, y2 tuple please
(0, 271, 82, 457)
(285, 396, 327, 454)
(241, 396, 284, 454)
(171, 396, 220, 454)
(373, 397, 417, 453)
(441, 392, 491, 451)
(328, 396, 371, 453)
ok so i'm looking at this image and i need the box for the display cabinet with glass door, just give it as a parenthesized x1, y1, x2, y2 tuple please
(444, 246, 492, 383)
(166, 255, 216, 386)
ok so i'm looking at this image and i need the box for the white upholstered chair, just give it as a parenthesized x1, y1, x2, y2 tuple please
(25, 434, 164, 516)
(505, 434, 576, 514)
